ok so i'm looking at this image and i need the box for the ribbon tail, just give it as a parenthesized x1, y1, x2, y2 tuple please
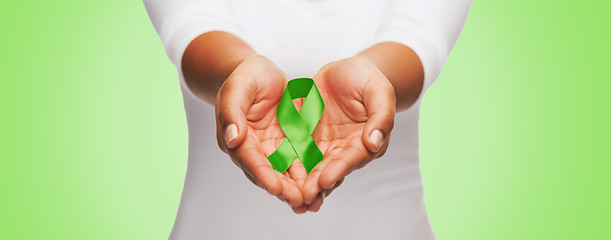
(267, 139, 297, 173)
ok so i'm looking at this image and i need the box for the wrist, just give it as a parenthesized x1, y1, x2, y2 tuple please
(181, 31, 256, 104)
(357, 42, 424, 110)
(351, 56, 396, 92)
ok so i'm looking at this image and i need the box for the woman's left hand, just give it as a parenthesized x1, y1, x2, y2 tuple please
(295, 56, 397, 213)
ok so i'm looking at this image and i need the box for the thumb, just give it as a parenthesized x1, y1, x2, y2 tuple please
(362, 79, 396, 154)
(216, 74, 256, 150)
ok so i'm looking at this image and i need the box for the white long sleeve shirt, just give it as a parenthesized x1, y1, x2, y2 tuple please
(144, 0, 471, 239)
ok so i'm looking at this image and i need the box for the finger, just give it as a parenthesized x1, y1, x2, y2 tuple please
(217, 74, 257, 149)
(283, 170, 294, 184)
(372, 133, 391, 160)
(288, 159, 307, 189)
(278, 172, 304, 207)
(250, 163, 283, 196)
(323, 177, 344, 198)
(362, 79, 395, 154)
(302, 159, 331, 205)
(232, 146, 282, 196)
(306, 179, 340, 213)
(292, 205, 308, 214)
(242, 169, 259, 187)
(318, 146, 369, 190)
(307, 193, 324, 212)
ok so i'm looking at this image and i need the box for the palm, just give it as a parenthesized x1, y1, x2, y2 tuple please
(229, 73, 310, 203)
(299, 57, 396, 211)
(241, 68, 371, 185)
(237, 72, 371, 212)
(311, 64, 371, 171)
(223, 58, 289, 172)
(243, 102, 284, 160)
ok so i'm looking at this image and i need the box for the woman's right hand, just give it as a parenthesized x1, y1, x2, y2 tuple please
(215, 55, 307, 209)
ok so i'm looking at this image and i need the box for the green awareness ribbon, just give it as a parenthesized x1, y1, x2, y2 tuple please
(267, 78, 324, 174)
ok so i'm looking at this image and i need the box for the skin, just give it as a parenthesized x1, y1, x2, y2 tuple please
(181, 31, 424, 213)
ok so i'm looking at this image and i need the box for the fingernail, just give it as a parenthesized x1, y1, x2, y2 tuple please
(370, 129, 384, 152)
(225, 124, 238, 146)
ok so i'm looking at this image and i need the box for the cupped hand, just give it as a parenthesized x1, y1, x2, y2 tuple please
(299, 56, 397, 212)
(215, 55, 309, 209)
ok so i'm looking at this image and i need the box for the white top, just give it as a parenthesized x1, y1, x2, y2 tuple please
(143, 0, 471, 239)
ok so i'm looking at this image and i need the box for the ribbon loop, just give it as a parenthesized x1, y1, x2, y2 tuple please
(267, 78, 324, 173)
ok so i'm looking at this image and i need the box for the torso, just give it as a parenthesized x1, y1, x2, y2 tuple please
(170, 1, 435, 239)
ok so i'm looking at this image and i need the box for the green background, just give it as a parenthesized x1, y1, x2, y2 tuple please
(1, 1, 609, 239)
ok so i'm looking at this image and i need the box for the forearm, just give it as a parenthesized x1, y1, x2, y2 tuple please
(357, 42, 424, 111)
(181, 31, 256, 104)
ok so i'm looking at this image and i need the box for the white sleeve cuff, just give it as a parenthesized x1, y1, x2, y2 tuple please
(369, 0, 472, 101)
(370, 29, 445, 97)
(155, 1, 244, 69)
